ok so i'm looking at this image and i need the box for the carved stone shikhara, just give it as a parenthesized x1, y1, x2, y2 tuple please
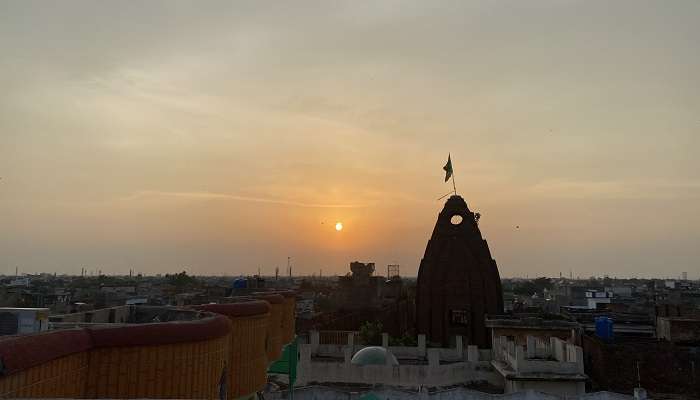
(416, 195, 504, 348)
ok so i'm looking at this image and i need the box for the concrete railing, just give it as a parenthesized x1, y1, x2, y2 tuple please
(267, 386, 634, 400)
(494, 335, 584, 375)
(299, 330, 499, 388)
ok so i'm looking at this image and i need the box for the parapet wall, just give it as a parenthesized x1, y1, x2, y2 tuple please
(0, 329, 91, 398)
(1, 296, 298, 400)
(252, 293, 286, 363)
(193, 301, 271, 398)
(0, 309, 234, 399)
(267, 386, 634, 400)
(273, 290, 297, 343)
(297, 331, 501, 388)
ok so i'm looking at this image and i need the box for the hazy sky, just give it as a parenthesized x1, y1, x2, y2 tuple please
(1, 1, 698, 278)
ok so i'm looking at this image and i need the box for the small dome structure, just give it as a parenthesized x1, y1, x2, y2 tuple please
(350, 346, 399, 366)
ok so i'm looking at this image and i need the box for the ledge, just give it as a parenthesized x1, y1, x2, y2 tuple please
(252, 292, 285, 304)
(193, 301, 271, 318)
(88, 313, 231, 347)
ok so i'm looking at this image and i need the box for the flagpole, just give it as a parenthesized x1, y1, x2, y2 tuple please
(451, 162, 457, 195)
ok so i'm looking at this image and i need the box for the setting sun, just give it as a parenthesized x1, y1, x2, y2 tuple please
(335, 222, 343, 231)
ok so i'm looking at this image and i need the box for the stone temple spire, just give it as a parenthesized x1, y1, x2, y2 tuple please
(416, 195, 503, 348)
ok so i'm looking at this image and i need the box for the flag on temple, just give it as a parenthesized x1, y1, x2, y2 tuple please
(443, 154, 453, 182)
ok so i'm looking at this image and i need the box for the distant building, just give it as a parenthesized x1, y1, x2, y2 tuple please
(604, 286, 634, 298)
(0, 307, 49, 335)
(583, 334, 700, 396)
(297, 298, 314, 317)
(8, 277, 30, 287)
(585, 290, 613, 310)
(656, 316, 700, 344)
(335, 262, 385, 309)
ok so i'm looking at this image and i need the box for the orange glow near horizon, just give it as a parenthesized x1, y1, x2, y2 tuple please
(1, 2, 698, 279)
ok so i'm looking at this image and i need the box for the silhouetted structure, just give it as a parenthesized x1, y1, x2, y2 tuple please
(416, 195, 503, 347)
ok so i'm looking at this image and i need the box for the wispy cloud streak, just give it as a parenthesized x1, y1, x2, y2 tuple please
(122, 190, 365, 208)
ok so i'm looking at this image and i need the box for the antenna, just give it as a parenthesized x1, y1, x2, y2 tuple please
(636, 360, 641, 388)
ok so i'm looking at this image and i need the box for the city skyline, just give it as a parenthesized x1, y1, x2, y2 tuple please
(1, 1, 699, 278)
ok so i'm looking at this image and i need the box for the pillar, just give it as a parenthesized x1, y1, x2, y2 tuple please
(526, 336, 536, 358)
(310, 330, 319, 354)
(382, 333, 389, 348)
(455, 335, 463, 358)
(467, 345, 479, 362)
(344, 346, 352, 367)
(427, 349, 440, 367)
(418, 334, 426, 357)
(574, 346, 584, 372)
(634, 388, 647, 400)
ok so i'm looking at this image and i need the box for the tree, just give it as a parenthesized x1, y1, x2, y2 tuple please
(513, 277, 553, 296)
(358, 321, 383, 346)
(389, 334, 417, 347)
(165, 271, 196, 288)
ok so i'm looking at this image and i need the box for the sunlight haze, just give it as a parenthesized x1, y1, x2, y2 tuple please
(1, 1, 698, 278)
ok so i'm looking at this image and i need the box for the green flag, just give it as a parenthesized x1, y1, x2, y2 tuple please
(443, 154, 453, 182)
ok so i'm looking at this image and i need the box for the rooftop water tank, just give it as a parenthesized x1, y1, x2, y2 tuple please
(595, 316, 614, 341)
(233, 278, 248, 289)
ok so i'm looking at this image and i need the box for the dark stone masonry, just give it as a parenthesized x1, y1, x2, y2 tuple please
(416, 195, 504, 347)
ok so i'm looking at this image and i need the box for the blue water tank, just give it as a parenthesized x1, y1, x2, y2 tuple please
(595, 316, 614, 341)
(233, 278, 248, 289)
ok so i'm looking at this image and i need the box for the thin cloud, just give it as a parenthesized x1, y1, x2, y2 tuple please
(527, 179, 700, 200)
(122, 190, 365, 208)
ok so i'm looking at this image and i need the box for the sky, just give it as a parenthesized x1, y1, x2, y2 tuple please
(1, 1, 699, 279)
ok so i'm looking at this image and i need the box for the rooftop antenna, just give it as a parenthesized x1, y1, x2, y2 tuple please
(636, 360, 641, 388)
(288, 257, 292, 278)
